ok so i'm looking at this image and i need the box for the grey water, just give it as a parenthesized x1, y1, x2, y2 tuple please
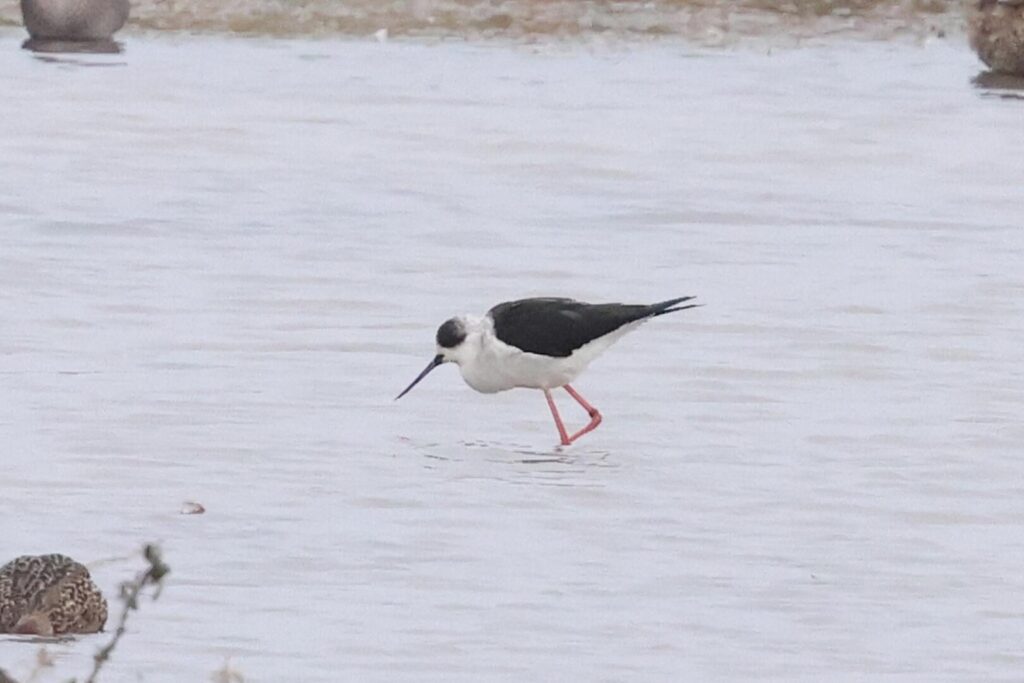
(1, 29, 1023, 682)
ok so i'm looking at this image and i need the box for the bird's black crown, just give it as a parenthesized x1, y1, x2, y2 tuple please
(436, 318, 467, 349)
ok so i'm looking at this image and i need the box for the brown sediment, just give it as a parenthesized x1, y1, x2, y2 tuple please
(0, 0, 966, 42)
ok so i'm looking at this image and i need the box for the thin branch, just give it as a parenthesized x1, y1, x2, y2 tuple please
(79, 545, 170, 683)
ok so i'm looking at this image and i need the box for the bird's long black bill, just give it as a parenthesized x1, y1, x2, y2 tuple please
(395, 354, 443, 400)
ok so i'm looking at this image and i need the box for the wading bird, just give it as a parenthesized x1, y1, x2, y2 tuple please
(396, 296, 699, 446)
(20, 0, 129, 41)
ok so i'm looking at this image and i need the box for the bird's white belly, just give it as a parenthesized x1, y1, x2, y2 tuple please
(459, 349, 582, 393)
(457, 325, 638, 394)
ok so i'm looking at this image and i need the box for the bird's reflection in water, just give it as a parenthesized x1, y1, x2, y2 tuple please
(22, 38, 124, 60)
(461, 440, 618, 488)
(400, 434, 617, 480)
(0, 634, 76, 644)
(972, 70, 1024, 99)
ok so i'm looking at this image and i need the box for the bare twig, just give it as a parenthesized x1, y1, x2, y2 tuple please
(24, 648, 54, 683)
(0, 647, 53, 683)
(211, 658, 245, 683)
(79, 544, 170, 683)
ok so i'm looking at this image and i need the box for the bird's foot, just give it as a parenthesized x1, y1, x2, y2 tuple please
(565, 410, 602, 444)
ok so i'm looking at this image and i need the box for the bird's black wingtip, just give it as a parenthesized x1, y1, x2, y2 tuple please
(650, 296, 701, 316)
(660, 303, 703, 314)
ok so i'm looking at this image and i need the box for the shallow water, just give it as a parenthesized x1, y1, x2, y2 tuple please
(1, 28, 1023, 683)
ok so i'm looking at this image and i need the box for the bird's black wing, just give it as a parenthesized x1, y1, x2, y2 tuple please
(488, 297, 659, 358)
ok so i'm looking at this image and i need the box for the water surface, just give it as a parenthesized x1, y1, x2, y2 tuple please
(1, 29, 1022, 682)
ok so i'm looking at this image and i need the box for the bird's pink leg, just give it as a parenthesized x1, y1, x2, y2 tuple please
(543, 389, 572, 446)
(563, 384, 603, 443)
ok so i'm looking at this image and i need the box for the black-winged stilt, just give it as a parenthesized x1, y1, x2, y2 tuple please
(396, 296, 700, 446)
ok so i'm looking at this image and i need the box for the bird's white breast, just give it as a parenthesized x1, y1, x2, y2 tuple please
(456, 318, 642, 393)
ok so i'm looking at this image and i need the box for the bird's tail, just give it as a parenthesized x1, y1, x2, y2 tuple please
(648, 296, 701, 316)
